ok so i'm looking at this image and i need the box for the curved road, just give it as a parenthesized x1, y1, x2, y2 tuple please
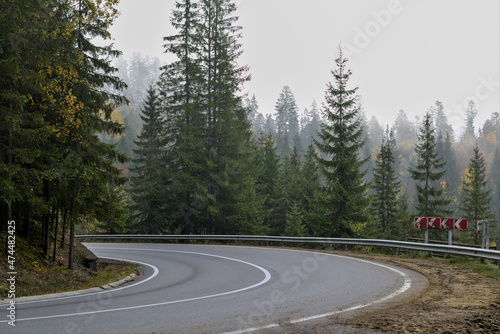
(1, 243, 425, 333)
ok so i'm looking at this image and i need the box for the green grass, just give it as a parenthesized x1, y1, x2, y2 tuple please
(434, 256, 500, 281)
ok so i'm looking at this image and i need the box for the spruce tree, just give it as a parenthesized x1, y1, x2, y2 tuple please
(461, 145, 493, 242)
(274, 86, 300, 157)
(314, 47, 369, 237)
(491, 146, 500, 234)
(284, 204, 307, 237)
(0, 0, 128, 264)
(432, 100, 454, 138)
(196, 0, 252, 234)
(371, 131, 401, 237)
(462, 100, 478, 143)
(129, 86, 170, 233)
(409, 113, 450, 217)
(272, 147, 303, 235)
(158, 0, 254, 234)
(442, 132, 460, 194)
(159, 0, 206, 234)
(255, 132, 281, 234)
(301, 145, 322, 236)
(300, 100, 321, 149)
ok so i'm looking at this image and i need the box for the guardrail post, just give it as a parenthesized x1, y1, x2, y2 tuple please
(328, 244, 332, 251)
(497, 241, 500, 269)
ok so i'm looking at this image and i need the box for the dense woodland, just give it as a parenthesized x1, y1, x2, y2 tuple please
(1, 0, 499, 268)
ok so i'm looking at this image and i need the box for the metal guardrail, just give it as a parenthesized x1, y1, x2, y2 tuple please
(75, 234, 500, 262)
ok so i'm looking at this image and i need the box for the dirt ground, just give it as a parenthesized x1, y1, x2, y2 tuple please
(294, 252, 500, 334)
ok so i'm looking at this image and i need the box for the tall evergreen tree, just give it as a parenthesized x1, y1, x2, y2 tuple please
(274, 86, 300, 156)
(432, 100, 454, 138)
(393, 109, 416, 146)
(246, 94, 259, 129)
(263, 114, 276, 134)
(0, 0, 128, 265)
(491, 146, 500, 234)
(255, 132, 281, 233)
(284, 203, 307, 237)
(409, 113, 450, 217)
(371, 131, 401, 236)
(159, 0, 206, 234)
(314, 47, 369, 237)
(442, 132, 460, 194)
(300, 100, 321, 149)
(462, 100, 478, 143)
(129, 86, 170, 233)
(301, 145, 322, 235)
(196, 0, 252, 234)
(157, 0, 254, 235)
(65, 0, 128, 268)
(461, 145, 493, 242)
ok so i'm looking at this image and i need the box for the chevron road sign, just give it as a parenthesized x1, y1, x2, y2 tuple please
(414, 217, 468, 230)
(453, 218, 468, 230)
(427, 217, 442, 229)
(414, 217, 428, 229)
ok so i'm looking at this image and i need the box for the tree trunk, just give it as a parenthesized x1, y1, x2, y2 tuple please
(68, 196, 76, 270)
(61, 208, 67, 248)
(42, 180, 51, 257)
(52, 204, 59, 262)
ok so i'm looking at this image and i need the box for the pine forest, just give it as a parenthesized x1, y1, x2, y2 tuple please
(1, 0, 499, 266)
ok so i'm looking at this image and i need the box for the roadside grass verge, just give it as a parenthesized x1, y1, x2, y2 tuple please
(0, 237, 137, 298)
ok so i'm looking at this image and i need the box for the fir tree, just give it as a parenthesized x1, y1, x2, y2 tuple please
(461, 145, 493, 242)
(300, 100, 321, 149)
(442, 132, 460, 194)
(255, 132, 281, 233)
(246, 94, 259, 129)
(284, 204, 307, 237)
(196, 0, 252, 234)
(274, 86, 300, 157)
(263, 114, 276, 134)
(491, 146, 500, 234)
(159, 0, 206, 234)
(301, 145, 322, 235)
(314, 47, 369, 237)
(432, 100, 454, 138)
(462, 100, 478, 143)
(371, 131, 401, 236)
(129, 86, 169, 233)
(409, 113, 450, 217)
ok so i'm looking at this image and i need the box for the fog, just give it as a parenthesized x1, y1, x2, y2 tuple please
(109, 0, 499, 134)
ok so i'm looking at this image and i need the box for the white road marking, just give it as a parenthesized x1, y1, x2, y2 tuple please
(222, 251, 413, 334)
(0, 248, 271, 323)
(7, 257, 159, 306)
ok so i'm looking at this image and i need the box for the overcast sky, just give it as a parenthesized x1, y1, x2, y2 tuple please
(108, 0, 499, 133)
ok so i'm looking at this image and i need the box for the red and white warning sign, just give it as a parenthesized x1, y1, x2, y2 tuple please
(415, 217, 468, 230)
(453, 218, 468, 230)
(414, 217, 428, 229)
(427, 217, 442, 229)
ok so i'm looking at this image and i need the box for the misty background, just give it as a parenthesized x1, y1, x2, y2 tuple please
(107, 0, 499, 133)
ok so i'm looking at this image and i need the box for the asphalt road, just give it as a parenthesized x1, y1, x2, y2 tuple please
(1, 243, 425, 333)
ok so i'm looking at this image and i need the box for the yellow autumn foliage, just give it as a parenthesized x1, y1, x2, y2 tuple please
(39, 65, 85, 140)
